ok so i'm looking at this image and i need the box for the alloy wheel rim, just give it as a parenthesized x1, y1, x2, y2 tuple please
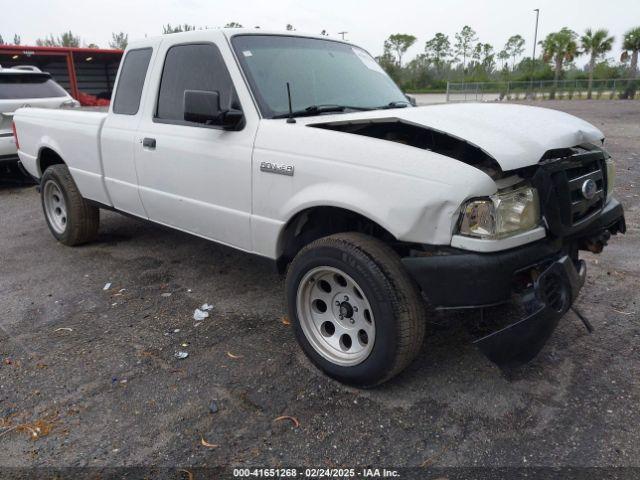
(43, 180, 68, 234)
(296, 266, 375, 366)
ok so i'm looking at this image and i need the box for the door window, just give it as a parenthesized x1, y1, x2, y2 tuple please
(155, 43, 239, 126)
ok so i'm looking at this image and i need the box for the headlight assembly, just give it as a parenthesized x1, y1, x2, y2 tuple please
(458, 185, 541, 239)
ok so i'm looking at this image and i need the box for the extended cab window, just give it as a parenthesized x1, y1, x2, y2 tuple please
(155, 43, 238, 125)
(112, 48, 152, 115)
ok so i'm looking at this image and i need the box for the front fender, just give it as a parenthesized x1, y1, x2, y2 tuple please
(271, 172, 493, 257)
(280, 182, 403, 239)
(250, 119, 498, 259)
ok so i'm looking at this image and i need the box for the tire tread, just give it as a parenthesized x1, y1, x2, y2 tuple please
(41, 164, 99, 246)
(290, 232, 426, 386)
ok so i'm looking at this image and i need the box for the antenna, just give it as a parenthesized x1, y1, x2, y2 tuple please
(338, 31, 348, 40)
(286, 82, 296, 124)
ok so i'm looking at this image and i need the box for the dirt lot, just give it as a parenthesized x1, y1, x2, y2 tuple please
(0, 101, 638, 471)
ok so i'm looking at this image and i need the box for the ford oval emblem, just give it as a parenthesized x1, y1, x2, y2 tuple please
(581, 179, 597, 200)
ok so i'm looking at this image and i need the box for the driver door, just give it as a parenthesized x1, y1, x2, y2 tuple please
(135, 41, 255, 250)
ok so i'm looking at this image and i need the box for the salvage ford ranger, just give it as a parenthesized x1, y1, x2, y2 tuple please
(13, 30, 626, 386)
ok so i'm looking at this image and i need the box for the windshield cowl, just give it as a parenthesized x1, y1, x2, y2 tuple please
(272, 104, 375, 119)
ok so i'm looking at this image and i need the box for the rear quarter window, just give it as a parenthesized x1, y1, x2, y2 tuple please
(0, 74, 68, 99)
(112, 48, 153, 115)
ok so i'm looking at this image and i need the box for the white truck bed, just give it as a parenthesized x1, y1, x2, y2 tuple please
(17, 107, 109, 203)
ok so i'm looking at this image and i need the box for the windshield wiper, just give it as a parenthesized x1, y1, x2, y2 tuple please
(377, 100, 411, 110)
(273, 104, 372, 119)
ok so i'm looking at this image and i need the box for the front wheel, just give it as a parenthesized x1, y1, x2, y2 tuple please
(286, 232, 426, 387)
(41, 164, 99, 246)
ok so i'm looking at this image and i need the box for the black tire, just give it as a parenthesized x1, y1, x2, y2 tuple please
(40, 164, 99, 246)
(286, 232, 426, 387)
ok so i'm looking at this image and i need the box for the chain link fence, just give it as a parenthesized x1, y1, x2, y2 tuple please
(446, 79, 639, 102)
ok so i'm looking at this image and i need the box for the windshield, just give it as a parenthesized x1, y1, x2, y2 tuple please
(231, 35, 408, 118)
(0, 73, 68, 100)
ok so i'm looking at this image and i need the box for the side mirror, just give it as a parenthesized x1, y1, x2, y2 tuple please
(221, 109, 244, 130)
(183, 89, 244, 130)
(405, 94, 417, 107)
(184, 90, 221, 124)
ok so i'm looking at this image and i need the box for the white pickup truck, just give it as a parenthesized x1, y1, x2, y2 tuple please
(13, 29, 626, 386)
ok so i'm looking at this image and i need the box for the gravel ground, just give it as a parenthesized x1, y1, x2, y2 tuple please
(0, 100, 638, 471)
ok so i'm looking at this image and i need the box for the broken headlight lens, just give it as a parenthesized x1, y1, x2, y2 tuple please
(458, 185, 540, 239)
(605, 158, 615, 201)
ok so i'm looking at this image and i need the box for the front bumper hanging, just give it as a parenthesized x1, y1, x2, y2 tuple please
(401, 199, 625, 367)
(473, 255, 585, 366)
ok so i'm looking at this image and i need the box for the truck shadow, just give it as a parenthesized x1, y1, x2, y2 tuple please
(0, 174, 37, 189)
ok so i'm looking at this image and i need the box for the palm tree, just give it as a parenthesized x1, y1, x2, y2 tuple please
(540, 27, 580, 98)
(581, 28, 614, 98)
(621, 27, 640, 99)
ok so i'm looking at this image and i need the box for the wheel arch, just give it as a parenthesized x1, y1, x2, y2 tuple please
(37, 146, 66, 176)
(275, 205, 400, 273)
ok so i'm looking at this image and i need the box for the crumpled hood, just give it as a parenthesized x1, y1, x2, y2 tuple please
(301, 102, 604, 171)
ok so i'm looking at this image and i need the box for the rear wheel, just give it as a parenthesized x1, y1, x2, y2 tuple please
(41, 164, 99, 245)
(286, 232, 426, 387)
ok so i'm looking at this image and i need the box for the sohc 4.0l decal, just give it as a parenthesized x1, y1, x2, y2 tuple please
(260, 161, 294, 176)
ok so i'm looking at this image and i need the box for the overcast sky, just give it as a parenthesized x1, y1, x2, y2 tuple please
(2, 0, 637, 66)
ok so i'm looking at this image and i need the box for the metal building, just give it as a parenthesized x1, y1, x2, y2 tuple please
(0, 45, 123, 105)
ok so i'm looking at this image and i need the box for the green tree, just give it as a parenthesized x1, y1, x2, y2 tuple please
(13, 34, 21, 45)
(0, 34, 4, 45)
(454, 25, 478, 75)
(384, 33, 417, 68)
(592, 59, 624, 80)
(320, 30, 328, 36)
(225, 22, 243, 28)
(376, 51, 402, 84)
(60, 31, 80, 47)
(163, 24, 196, 34)
(505, 34, 525, 71)
(516, 57, 554, 81)
(36, 34, 57, 46)
(109, 32, 128, 49)
(580, 28, 614, 98)
(621, 27, 640, 98)
(36, 31, 80, 47)
(540, 27, 580, 96)
(497, 49, 510, 71)
(480, 43, 495, 73)
(469, 43, 495, 78)
(404, 54, 432, 90)
(424, 33, 451, 76)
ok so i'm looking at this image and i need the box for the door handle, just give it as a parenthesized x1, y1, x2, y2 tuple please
(142, 137, 156, 149)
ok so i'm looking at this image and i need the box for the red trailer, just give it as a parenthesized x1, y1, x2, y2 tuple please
(0, 45, 123, 106)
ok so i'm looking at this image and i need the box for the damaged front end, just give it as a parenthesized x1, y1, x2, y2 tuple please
(305, 107, 625, 366)
(472, 254, 585, 366)
(310, 117, 503, 178)
(401, 143, 626, 367)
